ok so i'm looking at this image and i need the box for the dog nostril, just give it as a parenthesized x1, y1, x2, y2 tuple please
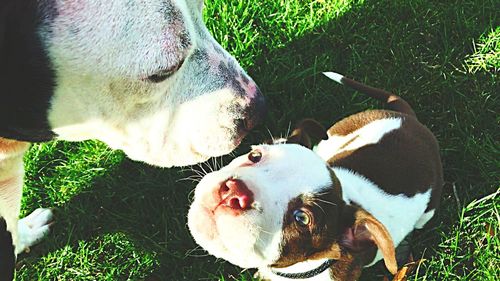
(228, 198, 241, 209)
(220, 179, 254, 210)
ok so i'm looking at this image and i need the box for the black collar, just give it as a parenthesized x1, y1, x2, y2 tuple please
(270, 259, 336, 279)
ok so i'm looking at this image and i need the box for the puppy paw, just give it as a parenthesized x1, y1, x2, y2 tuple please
(16, 208, 54, 254)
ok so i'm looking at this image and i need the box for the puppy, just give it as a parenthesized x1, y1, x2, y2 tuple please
(188, 72, 443, 280)
(0, 0, 265, 278)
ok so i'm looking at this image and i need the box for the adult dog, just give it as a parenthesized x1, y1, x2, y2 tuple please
(0, 0, 265, 278)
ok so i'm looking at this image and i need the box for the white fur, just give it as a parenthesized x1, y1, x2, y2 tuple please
(0, 0, 262, 265)
(333, 167, 431, 266)
(188, 144, 334, 268)
(315, 118, 402, 161)
(415, 209, 435, 229)
(42, 0, 261, 167)
(17, 208, 54, 254)
(322, 72, 344, 85)
(256, 167, 432, 280)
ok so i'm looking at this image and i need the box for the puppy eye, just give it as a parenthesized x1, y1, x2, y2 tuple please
(147, 58, 185, 83)
(293, 209, 311, 227)
(248, 150, 262, 163)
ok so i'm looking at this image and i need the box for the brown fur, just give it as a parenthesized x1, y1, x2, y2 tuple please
(326, 110, 443, 210)
(269, 74, 443, 280)
(0, 137, 29, 156)
(287, 119, 328, 149)
(339, 76, 416, 117)
(272, 170, 397, 280)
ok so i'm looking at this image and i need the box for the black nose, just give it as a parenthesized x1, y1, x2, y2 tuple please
(239, 87, 266, 132)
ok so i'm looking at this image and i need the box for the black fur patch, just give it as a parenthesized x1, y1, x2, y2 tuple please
(0, 217, 15, 281)
(0, 0, 56, 142)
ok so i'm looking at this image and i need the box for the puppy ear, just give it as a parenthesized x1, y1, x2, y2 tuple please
(287, 119, 328, 148)
(340, 207, 398, 275)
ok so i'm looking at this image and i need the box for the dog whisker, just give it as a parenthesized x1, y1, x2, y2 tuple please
(254, 224, 273, 236)
(187, 188, 197, 202)
(176, 177, 201, 183)
(266, 127, 276, 143)
(286, 121, 292, 138)
(196, 163, 209, 176)
(186, 167, 205, 178)
(311, 201, 326, 214)
(314, 198, 337, 207)
(178, 174, 202, 181)
(185, 245, 210, 258)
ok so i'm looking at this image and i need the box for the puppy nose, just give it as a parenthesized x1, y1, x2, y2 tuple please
(239, 88, 266, 132)
(219, 179, 254, 210)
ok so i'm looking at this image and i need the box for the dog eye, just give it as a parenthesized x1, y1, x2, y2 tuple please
(248, 150, 262, 163)
(293, 209, 311, 227)
(147, 58, 185, 83)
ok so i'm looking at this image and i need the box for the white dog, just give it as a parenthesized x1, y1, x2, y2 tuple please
(0, 0, 265, 278)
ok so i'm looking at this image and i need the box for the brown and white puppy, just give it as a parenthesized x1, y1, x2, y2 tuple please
(0, 0, 265, 278)
(188, 72, 443, 280)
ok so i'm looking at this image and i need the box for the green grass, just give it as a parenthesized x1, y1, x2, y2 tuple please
(16, 0, 499, 280)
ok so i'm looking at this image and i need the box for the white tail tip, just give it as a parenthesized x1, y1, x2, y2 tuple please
(323, 72, 344, 84)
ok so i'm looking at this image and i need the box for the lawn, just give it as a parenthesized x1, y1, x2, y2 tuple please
(16, 0, 499, 280)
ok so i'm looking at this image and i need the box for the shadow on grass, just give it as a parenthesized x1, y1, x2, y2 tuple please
(19, 0, 498, 280)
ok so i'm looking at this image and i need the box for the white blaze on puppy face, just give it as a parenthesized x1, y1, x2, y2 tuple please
(188, 144, 334, 268)
(40, 0, 263, 167)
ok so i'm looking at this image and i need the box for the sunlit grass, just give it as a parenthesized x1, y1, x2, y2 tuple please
(465, 27, 500, 73)
(16, 0, 499, 280)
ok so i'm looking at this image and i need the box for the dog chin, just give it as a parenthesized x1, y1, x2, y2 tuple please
(188, 201, 267, 269)
(120, 133, 242, 167)
(188, 168, 284, 269)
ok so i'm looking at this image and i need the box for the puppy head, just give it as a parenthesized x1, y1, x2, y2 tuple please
(39, 0, 265, 166)
(188, 143, 337, 267)
(188, 121, 397, 279)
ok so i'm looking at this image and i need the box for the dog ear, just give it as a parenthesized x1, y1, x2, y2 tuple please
(287, 119, 328, 148)
(340, 207, 398, 275)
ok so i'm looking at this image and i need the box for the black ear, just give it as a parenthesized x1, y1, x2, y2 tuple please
(287, 119, 328, 148)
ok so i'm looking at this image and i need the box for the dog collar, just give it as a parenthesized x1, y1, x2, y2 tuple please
(270, 259, 336, 279)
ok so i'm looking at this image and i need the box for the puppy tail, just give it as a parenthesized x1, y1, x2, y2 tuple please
(0, 217, 15, 281)
(323, 72, 416, 117)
